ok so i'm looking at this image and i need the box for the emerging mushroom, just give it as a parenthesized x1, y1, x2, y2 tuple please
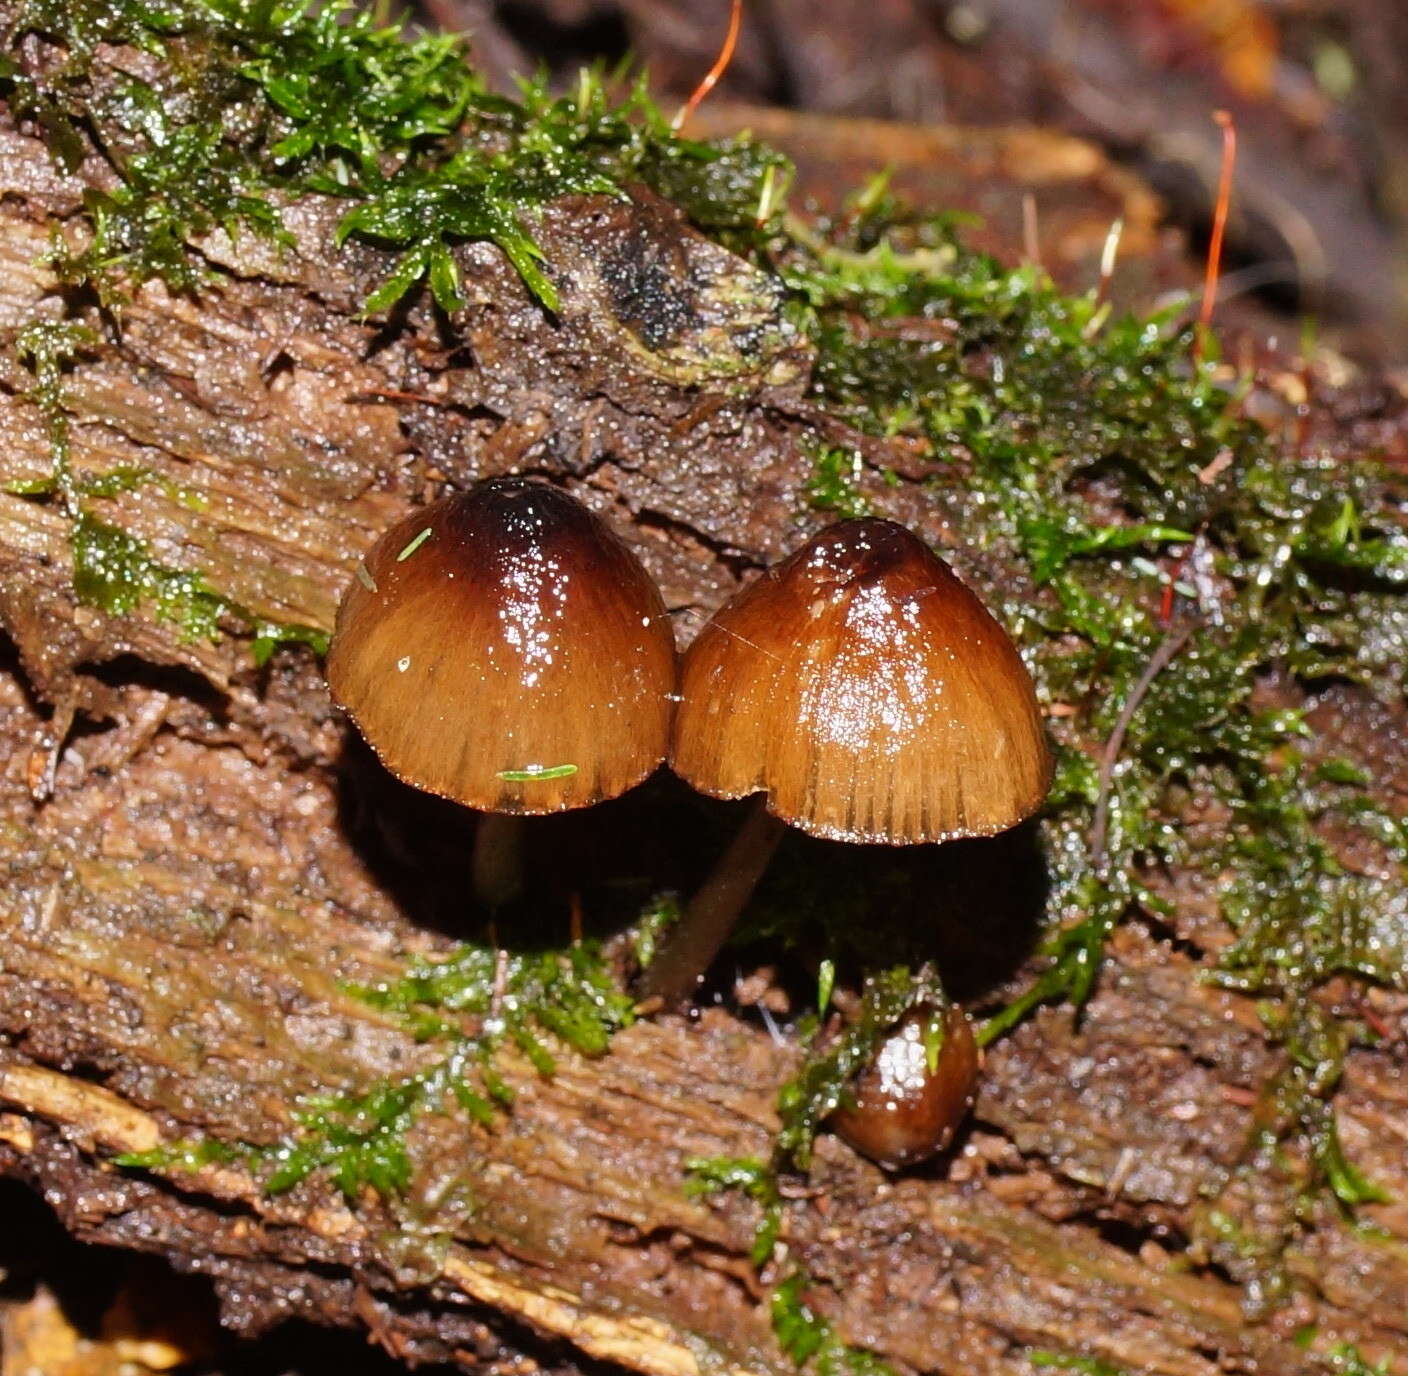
(639, 516, 1051, 1003)
(326, 477, 677, 908)
(828, 1003, 980, 1169)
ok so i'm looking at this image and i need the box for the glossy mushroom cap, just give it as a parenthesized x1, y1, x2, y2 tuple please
(829, 1004, 980, 1169)
(327, 479, 677, 814)
(671, 518, 1050, 843)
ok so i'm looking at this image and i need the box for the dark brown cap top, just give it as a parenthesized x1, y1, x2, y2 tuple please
(327, 479, 677, 814)
(670, 518, 1051, 843)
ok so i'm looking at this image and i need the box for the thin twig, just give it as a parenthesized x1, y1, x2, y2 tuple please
(1090, 620, 1197, 873)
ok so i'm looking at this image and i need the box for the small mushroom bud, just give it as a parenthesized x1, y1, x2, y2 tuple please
(829, 1004, 980, 1169)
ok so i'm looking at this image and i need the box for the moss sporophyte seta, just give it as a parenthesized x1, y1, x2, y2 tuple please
(5, 0, 1407, 1340)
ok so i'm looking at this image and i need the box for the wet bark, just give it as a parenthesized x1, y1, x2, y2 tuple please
(2, 88, 1408, 1376)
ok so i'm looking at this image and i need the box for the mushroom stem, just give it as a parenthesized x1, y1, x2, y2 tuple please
(638, 797, 785, 1005)
(472, 812, 526, 910)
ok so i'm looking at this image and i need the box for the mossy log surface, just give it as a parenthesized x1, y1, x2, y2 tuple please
(2, 92, 1408, 1376)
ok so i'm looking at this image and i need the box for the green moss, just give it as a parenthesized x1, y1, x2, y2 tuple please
(12, 315, 332, 659)
(1317, 1345, 1393, 1376)
(262, 1078, 421, 1198)
(13, 324, 258, 645)
(1028, 1355, 1129, 1376)
(79, 465, 155, 499)
(771, 1271, 894, 1376)
(805, 444, 874, 520)
(684, 1155, 782, 1266)
(351, 936, 637, 1058)
(121, 933, 637, 1201)
(13, 320, 96, 511)
(1, 1, 783, 313)
(71, 514, 230, 641)
(67, 511, 329, 656)
(116, 1134, 243, 1173)
(121, 1075, 422, 1201)
(249, 620, 329, 665)
(629, 890, 680, 971)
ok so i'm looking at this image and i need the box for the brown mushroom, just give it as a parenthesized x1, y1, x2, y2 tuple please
(828, 1003, 980, 1169)
(327, 477, 677, 907)
(639, 516, 1050, 1003)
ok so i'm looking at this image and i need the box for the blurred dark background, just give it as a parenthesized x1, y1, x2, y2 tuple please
(425, 0, 1408, 364)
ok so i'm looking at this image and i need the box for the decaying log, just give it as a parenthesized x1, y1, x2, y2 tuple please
(2, 69, 1408, 1376)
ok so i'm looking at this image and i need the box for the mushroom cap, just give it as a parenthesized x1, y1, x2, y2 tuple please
(829, 1004, 980, 1169)
(327, 479, 677, 814)
(670, 518, 1050, 843)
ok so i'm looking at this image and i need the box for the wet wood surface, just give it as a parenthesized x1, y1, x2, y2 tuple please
(2, 92, 1408, 1376)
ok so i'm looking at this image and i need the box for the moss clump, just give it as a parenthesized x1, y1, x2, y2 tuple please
(0, 0, 784, 312)
(12, 320, 330, 654)
(770, 1271, 894, 1376)
(121, 933, 637, 1201)
(14, 321, 230, 641)
(805, 444, 877, 520)
(685, 1154, 783, 1265)
(1311, 1343, 1393, 1376)
(13, 320, 95, 512)
(1028, 1355, 1130, 1376)
(349, 937, 638, 1060)
(70, 514, 228, 640)
(120, 1075, 425, 1200)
